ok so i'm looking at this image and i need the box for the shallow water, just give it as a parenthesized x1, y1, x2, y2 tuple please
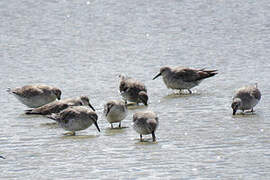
(1, 0, 270, 179)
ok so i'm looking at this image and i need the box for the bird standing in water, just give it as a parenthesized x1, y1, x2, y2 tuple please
(25, 96, 95, 115)
(104, 100, 127, 128)
(7, 84, 62, 108)
(133, 111, 159, 142)
(119, 75, 148, 106)
(231, 84, 261, 115)
(47, 106, 100, 136)
(153, 66, 218, 94)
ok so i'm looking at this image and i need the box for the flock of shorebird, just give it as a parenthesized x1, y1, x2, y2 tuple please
(7, 66, 262, 142)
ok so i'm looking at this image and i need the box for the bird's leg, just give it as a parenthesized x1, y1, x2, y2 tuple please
(111, 123, 113, 129)
(152, 132, 156, 142)
(118, 122, 121, 128)
(140, 134, 143, 142)
(188, 89, 192, 94)
(0, 156, 5, 159)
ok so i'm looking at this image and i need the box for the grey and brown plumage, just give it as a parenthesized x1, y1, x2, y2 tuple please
(104, 100, 127, 128)
(61, 96, 95, 111)
(47, 106, 100, 135)
(25, 96, 95, 115)
(231, 84, 261, 115)
(119, 75, 148, 106)
(7, 84, 62, 108)
(153, 66, 218, 93)
(133, 111, 159, 142)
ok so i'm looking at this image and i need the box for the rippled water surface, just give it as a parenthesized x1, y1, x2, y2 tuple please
(1, 0, 270, 179)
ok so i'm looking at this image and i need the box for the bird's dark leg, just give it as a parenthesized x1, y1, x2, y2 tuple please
(250, 108, 255, 114)
(188, 89, 192, 94)
(119, 122, 121, 128)
(0, 156, 5, 159)
(111, 123, 113, 129)
(152, 132, 156, 142)
(140, 134, 143, 142)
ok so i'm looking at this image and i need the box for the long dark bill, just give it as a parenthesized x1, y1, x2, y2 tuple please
(233, 109, 237, 115)
(152, 73, 161, 80)
(88, 103, 96, 111)
(105, 106, 111, 117)
(94, 121, 101, 132)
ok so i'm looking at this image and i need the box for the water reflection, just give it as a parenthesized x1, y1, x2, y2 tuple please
(126, 103, 148, 110)
(162, 92, 201, 99)
(231, 112, 259, 118)
(104, 127, 129, 136)
(134, 139, 158, 145)
(60, 134, 100, 139)
(40, 122, 58, 128)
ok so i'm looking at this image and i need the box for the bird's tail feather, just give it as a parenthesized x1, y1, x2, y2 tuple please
(46, 113, 60, 122)
(197, 69, 218, 80)
(25, 109, 40, 115)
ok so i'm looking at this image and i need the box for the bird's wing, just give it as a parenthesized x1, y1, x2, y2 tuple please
(146, 118, 158, 132)
(174, 68, 217, 82)
(173, 68, 201, 82)
(12, 86, 43, 98)
(59, 109, 79, 124)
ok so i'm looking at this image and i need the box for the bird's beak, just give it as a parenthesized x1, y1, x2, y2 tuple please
(94, 121, 100, 132)
(233, 109, 237, 115)
(153, 72, 161, 80)
(142, 99, 148, 106)
(105, 108, 110, 116)
(105, 105, 112, 116)
(88, 103, 95, 111)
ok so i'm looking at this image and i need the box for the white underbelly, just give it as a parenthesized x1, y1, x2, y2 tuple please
(14, 94, 56, 108)
(106, 110, 127, 123)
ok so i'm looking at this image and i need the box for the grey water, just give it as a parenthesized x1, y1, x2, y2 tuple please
(1, 0, 270, 179)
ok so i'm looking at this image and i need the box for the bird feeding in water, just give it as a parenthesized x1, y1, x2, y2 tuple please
(25, 96, 95, 115)
(104, 100, 127, 128)
(231, 84, 261, 115)
(47, 106, 100, 136)
(119, 75, 148, 106)
(7, 84, 62, 108)
(133, 111, 159, 142)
